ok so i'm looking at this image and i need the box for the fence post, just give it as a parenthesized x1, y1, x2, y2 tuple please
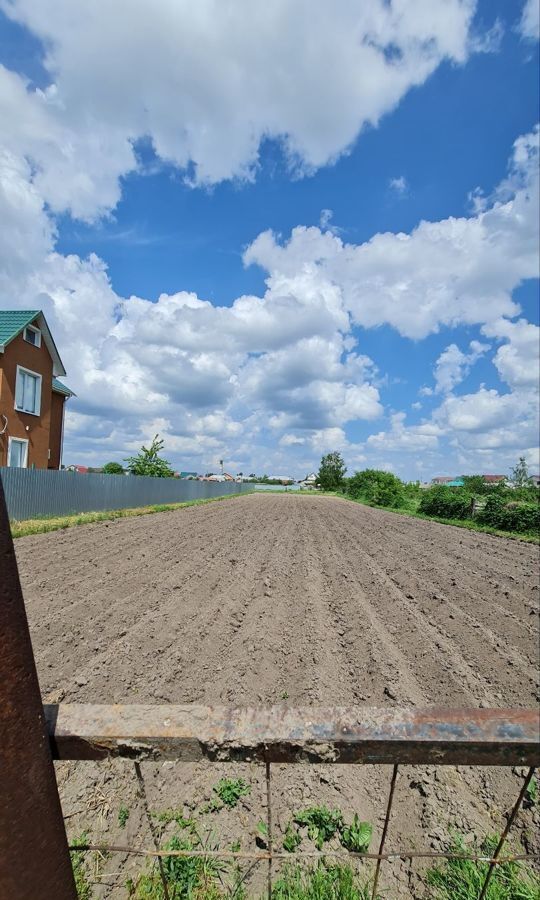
(0, 480, 77, 899)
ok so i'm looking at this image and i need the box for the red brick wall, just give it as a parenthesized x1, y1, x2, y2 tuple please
(0, 328, 56, 468)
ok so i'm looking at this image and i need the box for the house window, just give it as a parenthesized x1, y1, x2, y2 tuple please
(23, 324, 41, 347)
(15, 366, 42, 416)
(8, 437, 29, 468)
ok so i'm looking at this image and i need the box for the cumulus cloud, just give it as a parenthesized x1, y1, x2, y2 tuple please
(0, 0, 479, 220)
(518, 0, 540, 40)
(433, 340, 489, 394)
(245, 127, 538, 340)
(0, 25, 538, 481)
(367, 412, 442, 452)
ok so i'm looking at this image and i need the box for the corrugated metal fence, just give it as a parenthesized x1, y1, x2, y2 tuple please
(0, 467, 252, 521)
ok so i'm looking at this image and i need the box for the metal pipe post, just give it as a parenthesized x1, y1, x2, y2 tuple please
(0, 479, 77, 899)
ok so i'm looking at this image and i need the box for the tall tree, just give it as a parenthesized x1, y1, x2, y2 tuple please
(510, 456, 531, 488)
(125, 435, 175, 477)
(317, 451, 346, 491)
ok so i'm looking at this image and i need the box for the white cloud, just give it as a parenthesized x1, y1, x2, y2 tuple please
(367, 412, 442, 451)
(388, 175, 408, 195)
(518, 0, 540, 40)
(0, 97, 538, 476)
(433, 340, 489, 393)
(0, 0, 479, 220)
(245, 127, 539, 340)
(481, 317, 540, 389)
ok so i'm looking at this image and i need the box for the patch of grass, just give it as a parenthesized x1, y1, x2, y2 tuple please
(10, 491, 253, 539)
(270, 861, 374, 899)
(426, 836, 540, 899)
(342, 494, 540, 543)
(127, 829, 246, 899)
(71, 832, 92, 900)
(211, 777, 251, 809)
(153, 808, 196, 830)
(118, 805, 130, 828)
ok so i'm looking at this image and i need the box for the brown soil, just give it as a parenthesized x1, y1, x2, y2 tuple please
(16, 494, 540, 898)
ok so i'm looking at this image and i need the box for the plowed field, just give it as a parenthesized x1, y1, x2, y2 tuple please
(16, 494, 540, 897)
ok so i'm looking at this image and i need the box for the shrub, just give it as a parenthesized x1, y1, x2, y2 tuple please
(102, 461, 124, 475)
(346, 469, 405, 508)
(418, 487, 472, 520)
(476, 495, 540, 534)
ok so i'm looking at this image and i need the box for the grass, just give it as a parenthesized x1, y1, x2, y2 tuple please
(425, 836, 540, 899)
(118, 805, 130, 828)
(71, 832, 92, 900)
(277, 490, 540, 543)
(10, 491, 253, 539)
(270, 862, 374, 899)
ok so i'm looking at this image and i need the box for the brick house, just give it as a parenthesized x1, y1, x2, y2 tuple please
(0, 310, 74, 469)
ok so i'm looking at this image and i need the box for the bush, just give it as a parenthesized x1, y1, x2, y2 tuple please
(418, 487, 472, 520)
(102, 461, 124, 475)
(346, 469, 405, 508)
(476, 496, 540, 534)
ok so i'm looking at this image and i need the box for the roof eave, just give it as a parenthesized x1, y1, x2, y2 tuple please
(35, 312, 66, 377)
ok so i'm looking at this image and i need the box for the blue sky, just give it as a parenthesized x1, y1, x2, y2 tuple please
(0, 0, 538, 479)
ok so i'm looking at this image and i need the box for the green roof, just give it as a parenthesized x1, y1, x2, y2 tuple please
(52, 378, 75, 397)
(0, 310, 39, 347)
(0, 309, 66, 376)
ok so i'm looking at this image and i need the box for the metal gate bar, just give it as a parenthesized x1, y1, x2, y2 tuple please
(0, 476, 77, 900)
(44, 702, 540, 765)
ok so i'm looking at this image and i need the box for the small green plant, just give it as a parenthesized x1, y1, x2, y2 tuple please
(524, 775, 537, 808)
(154, 808, 196, 830)
(70, 832, 92, 900)
(118, 805, 130, 828)
(293, 806, 344, 850)
(270, 861, 373, 899)
(281, 691, 289, 700)
(339, 815, 372, 853)
(212, 777, 251, 809)
(426, 836, 540, 899)
(283, 822, 303, 853)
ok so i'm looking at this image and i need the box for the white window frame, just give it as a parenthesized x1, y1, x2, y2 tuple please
(7, 436, 29, 468)
(14, 365, 42, 416)
(23, 324, 42, 348)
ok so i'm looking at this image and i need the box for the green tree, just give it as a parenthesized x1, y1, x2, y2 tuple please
(317, 452, 347, 491)
(102, 461, 124, 475)
(510, 456, 531, 488)
(125, 435, 175, 478)
(345, 469, 404, 508)
(462, 475, 488, 495)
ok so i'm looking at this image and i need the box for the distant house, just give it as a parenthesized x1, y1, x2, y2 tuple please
(299, 472, 318, 488)
(179, 471, 198, 479)
(446, 478, 465, 487)
(431, 476, 455, 485)
(0, 310, 74, 469)
(482, 475, 506, 484)
(530, 475, 540, 488)
(65, 465, 89, 474)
